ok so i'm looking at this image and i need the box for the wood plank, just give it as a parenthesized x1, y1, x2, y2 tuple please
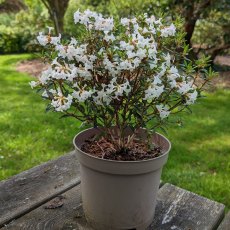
(1, 185, 92, 230)
(217, 212, 230, 230)
(0, 151, 80, 228)
(1, 183, 225, 230)
(149, 183, 225, 230)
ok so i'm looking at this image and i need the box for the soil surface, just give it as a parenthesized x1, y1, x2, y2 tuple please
(16, 59, 48, 78)
(81, 136, 162, 161)
(214, 56, 230, 67)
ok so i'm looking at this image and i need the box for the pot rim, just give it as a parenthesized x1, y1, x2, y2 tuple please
(73, 127, 171, 164)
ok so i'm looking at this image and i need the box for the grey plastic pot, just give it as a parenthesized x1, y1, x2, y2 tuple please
(73, 127, 171, 230)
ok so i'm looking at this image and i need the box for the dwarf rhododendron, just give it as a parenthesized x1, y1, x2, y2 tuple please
(30, 9, 214, 148)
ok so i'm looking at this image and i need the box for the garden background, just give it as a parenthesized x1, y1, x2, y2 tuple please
(0, 0, 230, 209)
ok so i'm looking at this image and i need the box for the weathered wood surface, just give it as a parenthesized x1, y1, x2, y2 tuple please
(0, 151, 80, 228)
(149, 183, 225, 230)
(217, 212, 230, 230)
(2, 185, 91, 230)
(1, 183, 225, 230)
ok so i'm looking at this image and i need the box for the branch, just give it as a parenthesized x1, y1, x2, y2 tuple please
(208, 43, 230, 54)
(41, 0, 52, 16)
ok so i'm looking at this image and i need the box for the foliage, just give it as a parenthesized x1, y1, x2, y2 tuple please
(192, 6, 230, 58)
(31, 10, 214, 151)
(0, 26, 29, 53)
(0, 0, 50, 54)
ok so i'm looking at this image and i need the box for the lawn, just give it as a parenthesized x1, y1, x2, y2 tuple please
(0, 54, 229, 210)
(0, 54, 82, 179)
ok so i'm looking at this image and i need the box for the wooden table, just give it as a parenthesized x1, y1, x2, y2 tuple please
(0, 151, 229, 230)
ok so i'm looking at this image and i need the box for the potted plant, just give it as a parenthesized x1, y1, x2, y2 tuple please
(30, 9, 214, 230)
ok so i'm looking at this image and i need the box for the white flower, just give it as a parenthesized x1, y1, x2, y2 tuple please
(142, 27, 149, 34)
(93, 88, 112, 105)
(37, 32, 61, 46)
(161, 24, 176, 37)
(119, 60, 133, 70)
(156, 63, 167, 78)
(73, 10, 81, 24)
(164, 53, 171, 67)
(144, 84, 164, 100)
(156, 104, 170, 119)
(168, 66, 178, 75)
(148, 47, 157, 59)
(167, 66, 180, 88)
(115, 81, 131, 97)
(104, 33, 116, 42)
(121, 18, 130, 26)
(131, 18, 137, 24)
(72, 88, 92, 102)
(39, 67, 52, 84)
(95, 17, 114, 31)
(29, 81, 38, 88)
(89, 55, 97, 62)
(119, 41, 128, 50)
(149, 25, 156, 34)
(70, 37, 78, 46)
(132, 57, 141, 68)
(42, 89, 56, 98)
(127, 51, 136, 59)
(177, 81, 193, 95)
(153, 76, 162, 85)
(74, 10, 90, 26)
(37, 32, 48, 46)
(186, 90, 198, 105)
(136, 49, 146, 59)
(51, 93, 73, 112)
(50, 34, 61, 46)
(47, 27, 53, 34)
(146, 15, 156, 25)
(154, 18, 162, 25)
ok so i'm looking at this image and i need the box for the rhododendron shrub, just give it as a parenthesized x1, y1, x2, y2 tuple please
(30, 10, 214, 149)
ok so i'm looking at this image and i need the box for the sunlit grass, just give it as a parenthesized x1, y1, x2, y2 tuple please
(0, 54, 81, 179)
(0, 54, 229, 210)
(163, 90, 230, 210)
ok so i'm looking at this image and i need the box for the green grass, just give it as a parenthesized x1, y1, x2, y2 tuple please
(0, 54, 229, 210)
(0, 54, 81, 179)
(163, 89, 230, 210)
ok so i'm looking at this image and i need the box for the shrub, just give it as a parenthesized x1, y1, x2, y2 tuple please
(0, 1, 50, 54)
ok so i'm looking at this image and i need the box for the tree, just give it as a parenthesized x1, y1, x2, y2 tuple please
(40, 0, 70, 34)
(172, 0, 212, 47)
(145, 0, 230, 60)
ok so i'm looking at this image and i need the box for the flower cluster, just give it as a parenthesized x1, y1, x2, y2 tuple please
(31, 9, 212, 144)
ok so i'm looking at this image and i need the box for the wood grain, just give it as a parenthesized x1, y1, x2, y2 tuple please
(217, 212, 230, 230)
(1, 185, 92, 230)
(149, 183, 225, 230)
(0, 151, 80, 228)
(1, 183, 225, 230)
